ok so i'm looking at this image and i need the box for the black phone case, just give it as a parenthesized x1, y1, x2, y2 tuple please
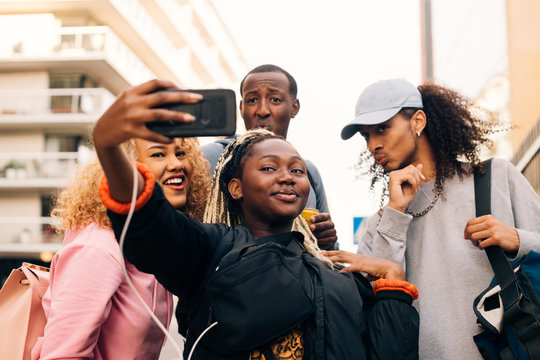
(146, 88, 236, 137)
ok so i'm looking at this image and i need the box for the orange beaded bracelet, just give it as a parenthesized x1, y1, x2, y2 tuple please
(98, 162, 155, 214)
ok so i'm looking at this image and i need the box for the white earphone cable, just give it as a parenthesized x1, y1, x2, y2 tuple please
(117, 156, 184, 358)
(187, 321, 219, 360)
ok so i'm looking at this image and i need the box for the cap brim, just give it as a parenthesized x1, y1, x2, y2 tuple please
(341, 124, 362, 140)
(340, 107, 402, 140)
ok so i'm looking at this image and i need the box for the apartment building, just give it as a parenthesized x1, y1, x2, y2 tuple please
(506, 0, 540, 195)
(0, 0, 248, 283)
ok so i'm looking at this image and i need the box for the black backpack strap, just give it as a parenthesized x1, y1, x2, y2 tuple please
(474, 159, 519, 298)
(286, 234, 308, 256)
(475, 159, 540, 358)
(282, 237, 326, 360)
(300, 255, 325, 360)
(219, 232, 304, 269)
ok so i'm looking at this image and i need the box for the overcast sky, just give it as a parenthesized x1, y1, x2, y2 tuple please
(209, 0, 507, 251)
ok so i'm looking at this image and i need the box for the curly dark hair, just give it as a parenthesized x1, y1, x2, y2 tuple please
(356, 81, 509, 204)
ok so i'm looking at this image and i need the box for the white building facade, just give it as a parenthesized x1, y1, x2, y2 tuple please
(0, 0, 247, 273)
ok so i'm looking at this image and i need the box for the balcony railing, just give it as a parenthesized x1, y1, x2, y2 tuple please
(0, 216, 62, 259)
(60, 26, 154, 84)
(0, 88, 115, 119)
(0, 152, 80, 187)
(2, 25, 155, 86)
(0, 216, 61, 243)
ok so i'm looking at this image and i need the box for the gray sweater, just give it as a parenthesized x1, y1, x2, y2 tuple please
(357, 158, 540, 360)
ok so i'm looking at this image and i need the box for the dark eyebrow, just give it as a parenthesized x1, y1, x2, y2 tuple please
(267, 88, 285, 94)
(359, 124, 376, 132)
(244, 88, 285, 96)
(258, 155, 278, 160)
(259, 154, 304, 162)
(244, 90, 259, 96)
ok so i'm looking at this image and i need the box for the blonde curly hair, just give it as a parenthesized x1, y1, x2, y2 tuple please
(163, 137, 211, 221)
(52, 137, 211, 233)
(51, 158, 110, 232)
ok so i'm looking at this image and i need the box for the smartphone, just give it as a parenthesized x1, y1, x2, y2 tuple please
(146, 88, 236, 137)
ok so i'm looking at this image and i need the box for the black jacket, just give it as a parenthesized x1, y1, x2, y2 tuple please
(108, 185, 419, 359)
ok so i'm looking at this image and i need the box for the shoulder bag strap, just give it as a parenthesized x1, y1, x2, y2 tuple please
(474, 159, 521, 310)
(474, 160, 540, 359)
(475, 159, 540, 358)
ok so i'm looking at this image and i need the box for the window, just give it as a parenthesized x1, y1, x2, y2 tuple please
(49, 73, 98, 113)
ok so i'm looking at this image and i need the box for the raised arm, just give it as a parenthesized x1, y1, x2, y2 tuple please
(92, 79, 221, 297)
(92, 79, 202, 202)
(356, 207, 412, 270)
(354, 166, 422, 269)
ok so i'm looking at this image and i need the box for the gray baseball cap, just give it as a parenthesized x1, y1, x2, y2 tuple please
(341, 79, 423, 140)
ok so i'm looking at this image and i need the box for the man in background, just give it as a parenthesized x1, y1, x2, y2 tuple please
(203, 64, 337, 249)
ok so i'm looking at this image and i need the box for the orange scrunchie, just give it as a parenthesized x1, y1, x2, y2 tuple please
(98, 162, 155, 214)
(373, 278, 419, 300)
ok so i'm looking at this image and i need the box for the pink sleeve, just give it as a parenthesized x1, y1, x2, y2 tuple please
(38, 234, 124, 359)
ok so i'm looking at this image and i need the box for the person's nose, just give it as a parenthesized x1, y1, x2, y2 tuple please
(367, 136, 383, 154)
(277, 168, 294, 184)
(167, 155, 186, 172)
(255, 99, 270, 118)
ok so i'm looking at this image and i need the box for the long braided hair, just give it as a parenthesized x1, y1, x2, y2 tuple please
(203, 129, 331, 265)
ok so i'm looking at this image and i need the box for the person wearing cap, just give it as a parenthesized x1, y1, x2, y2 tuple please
(337, 79, 540, 359)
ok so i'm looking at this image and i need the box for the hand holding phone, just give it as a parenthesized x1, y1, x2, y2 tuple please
(146, 89, 237, 137)
(94, 80, 203, 149)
